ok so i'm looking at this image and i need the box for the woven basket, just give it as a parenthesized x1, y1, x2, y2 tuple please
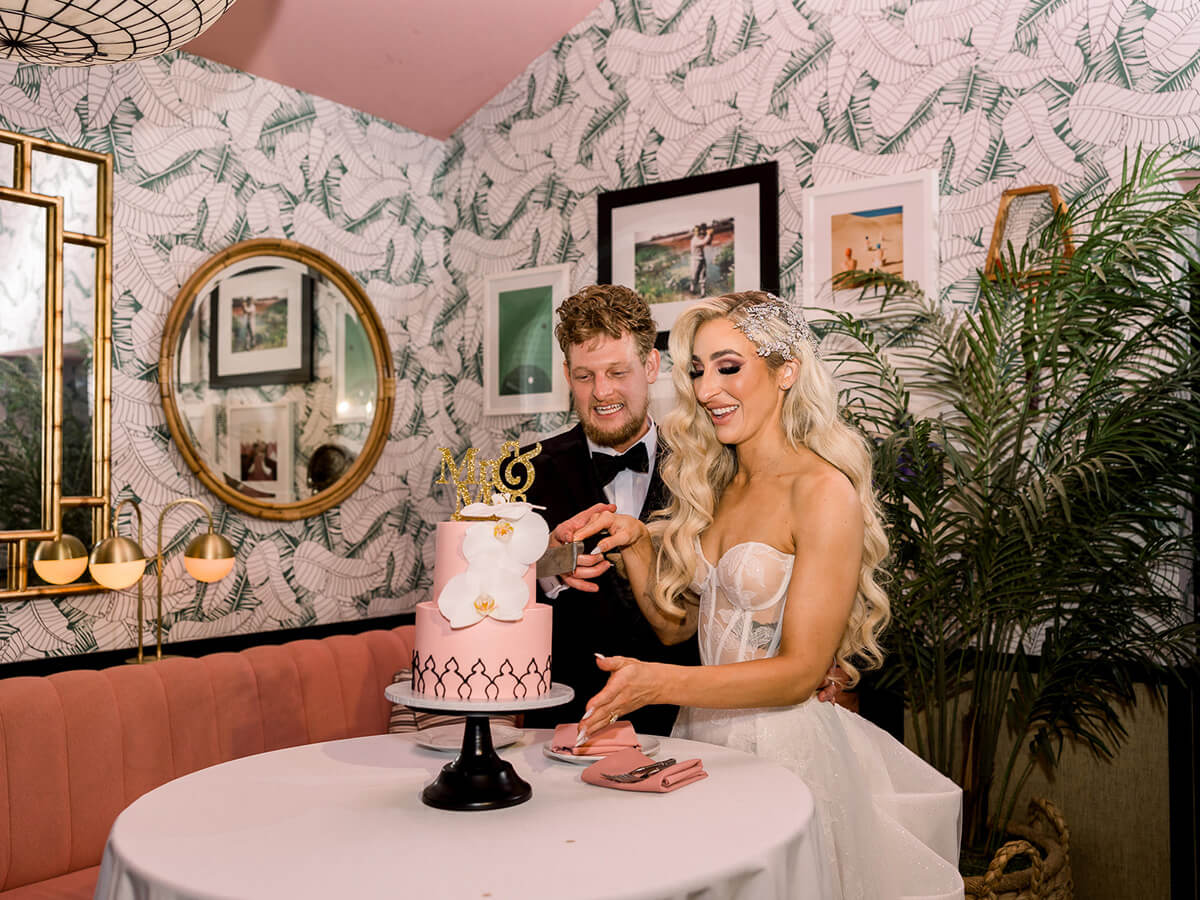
(964, 797, 1074, 900)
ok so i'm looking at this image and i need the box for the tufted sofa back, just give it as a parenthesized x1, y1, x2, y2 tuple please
(0, 626, 414, 894)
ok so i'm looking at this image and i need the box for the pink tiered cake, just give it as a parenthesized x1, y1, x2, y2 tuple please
(412, 509, 553, 701)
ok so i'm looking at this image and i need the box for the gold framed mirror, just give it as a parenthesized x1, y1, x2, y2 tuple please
(160, 239, 395, 520)
(984, 184, 1074, 280)
(1, 128, 113, 600)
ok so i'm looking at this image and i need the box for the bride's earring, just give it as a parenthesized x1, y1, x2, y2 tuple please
(781, 364, 797, 390)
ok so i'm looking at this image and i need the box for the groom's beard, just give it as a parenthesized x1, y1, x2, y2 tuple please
(577, 395, 650, 450)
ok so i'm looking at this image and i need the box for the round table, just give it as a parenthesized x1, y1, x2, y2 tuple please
(95, 730, 830, 900)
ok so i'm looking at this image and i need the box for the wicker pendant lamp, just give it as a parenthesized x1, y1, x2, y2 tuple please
(0, 0, 236, 66)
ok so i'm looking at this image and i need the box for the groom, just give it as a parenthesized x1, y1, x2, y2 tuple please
(521, 284, 699, 736)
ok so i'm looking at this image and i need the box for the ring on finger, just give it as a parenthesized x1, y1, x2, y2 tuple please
(608, 712, 619, 725)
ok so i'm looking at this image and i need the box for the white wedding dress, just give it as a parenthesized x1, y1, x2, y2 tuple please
(672, 541, 965, 900)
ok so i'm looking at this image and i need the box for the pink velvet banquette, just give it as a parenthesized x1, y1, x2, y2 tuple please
(0, 625, 415, 898)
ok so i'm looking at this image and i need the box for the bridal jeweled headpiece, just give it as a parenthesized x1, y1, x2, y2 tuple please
(734, 293, 820, 360)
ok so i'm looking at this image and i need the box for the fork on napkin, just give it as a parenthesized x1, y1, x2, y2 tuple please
(551, 721, 641, 756)
(581, 748, 707, 793)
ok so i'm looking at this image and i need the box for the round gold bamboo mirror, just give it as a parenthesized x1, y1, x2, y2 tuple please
(160, 239, 394, 520)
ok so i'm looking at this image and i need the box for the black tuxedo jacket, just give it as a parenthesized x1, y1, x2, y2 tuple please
(521, 425, 699, 736)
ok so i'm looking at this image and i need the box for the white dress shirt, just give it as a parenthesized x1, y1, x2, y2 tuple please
(587, 420, 658, 519)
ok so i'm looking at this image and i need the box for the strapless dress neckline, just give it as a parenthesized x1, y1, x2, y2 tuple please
(697, 539, 793, 571)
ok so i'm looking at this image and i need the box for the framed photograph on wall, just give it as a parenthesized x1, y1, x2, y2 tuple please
(483, 263, 572, 416)
(333, 299, 376, 423)
(598, 162, 779, 346)
(210, 266, 313, 388)
(802, 170, 939, 316)
(225, 401, 293, 502)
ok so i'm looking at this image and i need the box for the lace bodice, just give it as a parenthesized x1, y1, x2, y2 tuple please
(690, 539, 795, 665)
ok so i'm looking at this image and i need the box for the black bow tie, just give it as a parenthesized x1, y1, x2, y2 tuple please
(592, 443, 650, 485)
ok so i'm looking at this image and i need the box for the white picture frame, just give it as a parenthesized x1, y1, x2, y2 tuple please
(225, 401, 293, 502)
(332, 298, 376, 424)
(482, 263, 571, 416)
(802, 170, 939, 316)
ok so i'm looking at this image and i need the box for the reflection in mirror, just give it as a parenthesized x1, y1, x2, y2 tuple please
(176, 259, 370, 503)
(31, 150, 99, 235)
(0, 196, 48, 533)
(163, 240, 394, 520)
(0, 141, 12, 187)
(63, 243, 96, 501)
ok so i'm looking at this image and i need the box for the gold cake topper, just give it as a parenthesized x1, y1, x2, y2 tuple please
(436, 441, 541, 519)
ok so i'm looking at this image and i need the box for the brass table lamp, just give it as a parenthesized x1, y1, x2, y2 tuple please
(84, 497, 234, 663)
(149, 498, 235, 661)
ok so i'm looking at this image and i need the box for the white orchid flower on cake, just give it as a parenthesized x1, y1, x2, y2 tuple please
(436, 493, 550, 629)
(462, 514, 549, 570)
(437, 569, 528, 628)
(458, 495, 550, 571)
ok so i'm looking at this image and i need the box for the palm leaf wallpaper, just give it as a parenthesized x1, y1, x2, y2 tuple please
(2, 0, 1199, 662)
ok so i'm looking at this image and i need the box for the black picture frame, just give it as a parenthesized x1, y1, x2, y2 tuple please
(209, 265, 314, 388)
(597, 161, 779, 346)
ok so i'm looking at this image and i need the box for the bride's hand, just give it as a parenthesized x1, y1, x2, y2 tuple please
(570, 510, 648, 555)
(550, 503, 615, 547)
(550, 503, 616, 592)
(577, 654, 660, 744)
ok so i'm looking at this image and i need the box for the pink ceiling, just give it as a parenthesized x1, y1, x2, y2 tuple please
(182, 0, 606, 140)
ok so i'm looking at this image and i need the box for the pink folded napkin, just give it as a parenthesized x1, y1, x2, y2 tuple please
(581, 747, 707, 793)
(551, 720, 641, 756)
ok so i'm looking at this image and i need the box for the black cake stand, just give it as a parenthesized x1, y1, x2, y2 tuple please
(385, 682, 574, 811)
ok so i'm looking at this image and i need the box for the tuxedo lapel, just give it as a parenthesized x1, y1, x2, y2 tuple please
(558, 424, 609, 512)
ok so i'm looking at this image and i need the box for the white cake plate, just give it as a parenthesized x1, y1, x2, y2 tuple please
(386, 682, 574, 811)
(386, 682, 574, 715)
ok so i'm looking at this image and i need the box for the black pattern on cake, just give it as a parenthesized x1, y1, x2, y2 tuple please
(411, 650, 552, 700)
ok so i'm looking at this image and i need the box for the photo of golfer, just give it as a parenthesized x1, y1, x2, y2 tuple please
(633, 217, 735, 304)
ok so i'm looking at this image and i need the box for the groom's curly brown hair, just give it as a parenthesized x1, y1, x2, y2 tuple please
(554, 284, 658, 363)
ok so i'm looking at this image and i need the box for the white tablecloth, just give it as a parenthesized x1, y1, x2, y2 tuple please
(95, 730, 829, 900)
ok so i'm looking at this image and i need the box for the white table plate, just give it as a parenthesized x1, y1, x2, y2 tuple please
(410, 723, 524, 752)
(542, 735, 660, 765)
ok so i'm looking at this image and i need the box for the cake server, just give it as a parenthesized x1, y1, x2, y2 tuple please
(536, 541, 584, 577)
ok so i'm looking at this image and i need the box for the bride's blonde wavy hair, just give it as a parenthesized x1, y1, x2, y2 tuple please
(650, 291, 890, 685)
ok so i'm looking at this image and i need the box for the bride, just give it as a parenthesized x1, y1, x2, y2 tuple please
(570, 291, 964, 900)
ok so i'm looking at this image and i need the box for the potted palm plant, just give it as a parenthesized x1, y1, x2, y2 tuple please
(821, 149, 1200, 891)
